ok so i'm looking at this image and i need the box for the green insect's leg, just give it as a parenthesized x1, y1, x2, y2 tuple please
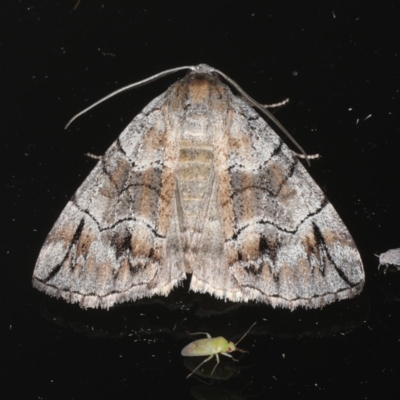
(210, 353, 220, 376)
(186, 332, 212, 338)
(221, 352, 238, 362)
(186, 354, 214, 379)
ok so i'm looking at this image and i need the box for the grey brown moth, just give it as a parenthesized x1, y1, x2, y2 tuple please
(33, 64, 365, 309)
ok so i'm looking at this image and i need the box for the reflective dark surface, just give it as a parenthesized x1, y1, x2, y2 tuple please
(2, 2, 399, 399)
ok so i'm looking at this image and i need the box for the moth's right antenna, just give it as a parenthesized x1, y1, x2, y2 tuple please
(213, 67, 312, 166)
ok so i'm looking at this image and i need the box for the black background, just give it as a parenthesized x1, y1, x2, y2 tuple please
(2, 2, 399, 399)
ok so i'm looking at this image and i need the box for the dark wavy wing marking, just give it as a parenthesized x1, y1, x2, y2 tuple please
(32, 92, 186, 308)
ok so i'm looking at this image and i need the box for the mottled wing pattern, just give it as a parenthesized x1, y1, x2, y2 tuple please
(190, 91, 364, 309)
(33, 66, 364, 310)
(33, 92, 187, 308)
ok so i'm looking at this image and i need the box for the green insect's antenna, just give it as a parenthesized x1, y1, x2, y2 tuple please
(234, 322, 257, 347)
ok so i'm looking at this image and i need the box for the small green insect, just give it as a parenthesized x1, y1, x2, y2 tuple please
(181, 322, 256, 378)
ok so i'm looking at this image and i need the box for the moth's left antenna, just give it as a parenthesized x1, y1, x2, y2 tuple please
(64, 66, 194, 129)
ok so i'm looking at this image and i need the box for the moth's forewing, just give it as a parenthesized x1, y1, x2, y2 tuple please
(32, 90, 188, 309)
(186, 74, 364, 309)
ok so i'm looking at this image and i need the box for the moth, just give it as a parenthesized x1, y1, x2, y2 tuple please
(181, 322, 256, 378)
(32, 64, 365, 309)
(377, 248, 400, 272)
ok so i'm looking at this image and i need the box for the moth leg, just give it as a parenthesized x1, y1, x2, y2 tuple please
(221, 352, 238, 362)
(291, 150, 320, 160)
(85, 152, 102, 160)
(262, 98, 289, 108)
(186, 354, 214, 379)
